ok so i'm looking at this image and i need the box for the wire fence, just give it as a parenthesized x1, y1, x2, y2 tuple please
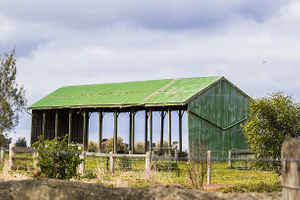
(0, 145, 281, 188)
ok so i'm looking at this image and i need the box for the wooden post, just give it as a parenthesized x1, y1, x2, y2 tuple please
(55, 110, 59, 139)
(33, 152, 39, 169)
(129, 111, 132, 151)
(149, 109, 153, 152)
(83, 110, 87, 150)
(30, 112, 34, 147)
(9, 143, 15, 170)
(145, 151, 152, 180)
(228, 150, 232, 168)
(1, 148, 5, 164)
(78, 145, 85, 174)
(282, 138, 300, 200)
(68, 110, 72, 145)
(207, 150, 211, 185)
(98, 110, 103, 153)
(145, 110, 148, 153)
(175, 148, 178, 165)
(113, 110, 118, 154)
(42, 111, 46, 141)
(160, 111, 165, 155)
(168, 107, 171, 157)
(110, 151, 115, 175)
(131, 109, 135, 153)
(178, 110, 183, 153)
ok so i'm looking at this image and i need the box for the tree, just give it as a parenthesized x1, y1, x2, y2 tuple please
(134, 141, 145, 154)
(0, 48, 27, 147)
(88, 140, 98, 152)
(243, 91, 300, 176)
(15, 136, 27, 147)
(102, 137, 128, 153)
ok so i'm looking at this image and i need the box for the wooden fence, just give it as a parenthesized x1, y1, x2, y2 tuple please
(1, 144, 214, 184)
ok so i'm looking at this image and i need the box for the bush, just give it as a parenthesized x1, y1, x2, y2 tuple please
(187, 138, 207, 190)
(33, 134, 83, 180)
(82, 169, 97, 179)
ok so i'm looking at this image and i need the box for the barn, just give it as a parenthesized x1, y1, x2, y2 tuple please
(28, 76, 250, 157)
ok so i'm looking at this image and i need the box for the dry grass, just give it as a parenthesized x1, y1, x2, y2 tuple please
(0, 161, 32, 181)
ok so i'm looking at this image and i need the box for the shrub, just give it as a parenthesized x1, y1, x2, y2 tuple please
(33, 134, 83, 180)
(187, 138, 207, 190)
(82, 169, 97, 179)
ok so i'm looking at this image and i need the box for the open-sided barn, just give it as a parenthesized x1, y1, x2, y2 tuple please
(28, 76, 250, 157)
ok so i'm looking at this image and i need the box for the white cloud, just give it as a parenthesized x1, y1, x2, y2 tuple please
(1, 0, 300, 144)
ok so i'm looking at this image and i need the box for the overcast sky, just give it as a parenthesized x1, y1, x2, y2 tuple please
(1, 0, 300, 148)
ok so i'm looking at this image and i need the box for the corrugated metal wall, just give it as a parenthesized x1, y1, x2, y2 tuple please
(188, 80, 250, 158)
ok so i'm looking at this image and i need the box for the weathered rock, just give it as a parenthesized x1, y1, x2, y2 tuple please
(0, 179, 281, 200)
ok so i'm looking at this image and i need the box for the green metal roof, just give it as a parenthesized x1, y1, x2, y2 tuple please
(29, 76, 247, 110)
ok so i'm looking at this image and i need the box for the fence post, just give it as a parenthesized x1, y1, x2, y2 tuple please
(228, 150, 232, 168)
(207, 150, 211, 185)
(175, 149, 178, 165)
(282, 138, 300, 200)
(9, 143, 15, 170)
(78, 145, 86, 175)
(33, 152, 39, 169)
(110, 151, 115, 175)
(145, 151, 152, 180)
(1, 148, 5, 164)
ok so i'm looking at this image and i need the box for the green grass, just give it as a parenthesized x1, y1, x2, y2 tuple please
(216, 181, 282, 193)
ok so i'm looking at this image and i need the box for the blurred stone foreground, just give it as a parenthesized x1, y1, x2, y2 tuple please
(0, 179, 281, 200)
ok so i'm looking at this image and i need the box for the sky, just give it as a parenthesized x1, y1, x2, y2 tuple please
(1, 0, 300, 149)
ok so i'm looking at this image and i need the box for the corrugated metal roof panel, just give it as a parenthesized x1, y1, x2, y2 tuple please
(29, 76, 225, 109)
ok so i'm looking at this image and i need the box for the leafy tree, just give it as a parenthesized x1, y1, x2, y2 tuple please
(0, 133, 11, 148)
(102, 137, 128, 153)
(0, 48, 27, 147)
(15, 136, 27, 147)
(88, 140, 98, 152)
(33, 134, 83, 180)
(134, 141, 145, 154)
(243, 91, 300, 176)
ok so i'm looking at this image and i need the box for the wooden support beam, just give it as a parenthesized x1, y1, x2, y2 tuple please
(149, 109, 153, 152)
(160, 110, 165, 155)
(55, 110, 59, 139)
(98, 110, 103, 153)
(145, 110, 148, 153)
(42, 111, 46, 142)
(129, 111, 132, 151)
(178, 110, 183, 153)
(30, 112, 34, 147)
(168, 107, 171, 156)
(113, 109, 118, 154)
(131, 109, 135, 153)
(83, 110, 87, 150)
(86, 114, 89, 147)
(68, 110, 72, 145)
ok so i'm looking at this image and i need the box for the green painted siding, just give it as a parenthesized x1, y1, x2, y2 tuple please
(188, 80, 250, 158)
